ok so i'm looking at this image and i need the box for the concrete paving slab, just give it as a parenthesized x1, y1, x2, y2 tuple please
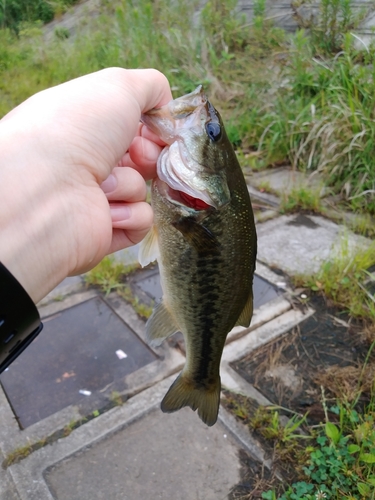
(247, 185, 280, 208)
(113, 245, 141, 266)
(1, 296, 156, 428)
(250, 167, 324, 196)
(0, 456, 20, 500)
(45, 407, 241, 500)
(132, 265, 283, 310)
(5, 375, 251, 500)
(38, 275, 84, 308)
(1, 302, 315, 500)
(0, 295, 184, 456)
(256, 213, 371, 275)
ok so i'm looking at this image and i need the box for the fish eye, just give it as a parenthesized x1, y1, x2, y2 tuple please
(205, 122, 222, 142)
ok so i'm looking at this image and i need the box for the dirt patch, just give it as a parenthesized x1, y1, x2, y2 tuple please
(232, 294, 375, 425)
(221, 391, 305, 495)
(228, 449, 276, 500)
(43, 0, 101, 42)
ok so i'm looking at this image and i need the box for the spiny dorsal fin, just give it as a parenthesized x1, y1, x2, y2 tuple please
(146, 300, 179, 347)
(236, 290, 254, 328)
(138, 226, 159, 267)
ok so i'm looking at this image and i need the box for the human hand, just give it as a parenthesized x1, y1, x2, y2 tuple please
(0, 68, 172, 302)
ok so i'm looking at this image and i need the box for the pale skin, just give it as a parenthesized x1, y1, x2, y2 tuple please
(0, 68, 172, 303)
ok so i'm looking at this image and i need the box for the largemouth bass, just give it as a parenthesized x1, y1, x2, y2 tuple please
(139, 86, 257, 426)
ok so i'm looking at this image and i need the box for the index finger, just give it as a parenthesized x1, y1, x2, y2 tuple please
(120, 68, 173, 114)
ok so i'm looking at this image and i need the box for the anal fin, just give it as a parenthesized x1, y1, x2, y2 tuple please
(146, 300, 179, 347)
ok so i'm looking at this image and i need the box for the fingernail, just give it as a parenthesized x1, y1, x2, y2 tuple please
(101, 174, 117, 194)
(110, 205, 131, 221)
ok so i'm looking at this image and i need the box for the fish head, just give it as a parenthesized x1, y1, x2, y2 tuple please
(141, 86, 231, 211)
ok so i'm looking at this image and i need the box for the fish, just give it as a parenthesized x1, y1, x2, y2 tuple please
(139, 85, 257, 426)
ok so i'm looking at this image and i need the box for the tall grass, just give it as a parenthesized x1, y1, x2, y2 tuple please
(0, 0, 80, 32)
(0, 0, 375, 214)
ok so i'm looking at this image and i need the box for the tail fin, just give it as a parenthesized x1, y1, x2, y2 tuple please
(160, 373, 221, 427)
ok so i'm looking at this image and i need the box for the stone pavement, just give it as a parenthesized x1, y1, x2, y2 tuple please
(0, 167, 372, 500)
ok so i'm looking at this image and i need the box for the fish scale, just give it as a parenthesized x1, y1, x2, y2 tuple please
(139, 86, 257, 426)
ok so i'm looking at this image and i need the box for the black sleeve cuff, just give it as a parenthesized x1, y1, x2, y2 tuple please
(0, 262, 43, 373)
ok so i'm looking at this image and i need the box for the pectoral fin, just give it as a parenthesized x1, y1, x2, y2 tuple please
(146, 300, 179, 347)
(236, 291, 254, 328)
(138, 226, 159, 267)
(172, 217, 220, 256)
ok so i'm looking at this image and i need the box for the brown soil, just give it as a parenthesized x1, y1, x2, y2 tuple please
(232, 293, 375, 425)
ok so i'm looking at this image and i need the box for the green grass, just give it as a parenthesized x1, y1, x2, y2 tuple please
(261, 378, 375, 500)
(84, 255, 139, 296)
(1, 0, 375, 214)
(296, 238, 375, 322)
(84, 255, 153, 319)
(280, 186, 323, 214)
(224, 378, 375, 500)
(0, 0, 80, 32)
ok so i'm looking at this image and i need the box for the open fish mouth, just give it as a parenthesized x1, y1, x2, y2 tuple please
(156, 142, 219, 210)
(141, 85, 231, 210)
(166, 186, 212, 211)
(155, 178, 213, 212)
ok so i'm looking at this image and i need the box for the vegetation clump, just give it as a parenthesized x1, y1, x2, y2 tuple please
(224, 384, 375, 500)
(1, 0, 374, 214)
(297, 239, 375, 322)
(0, 0, 79, 32)
(84, 256, 153, 319)
(280, 187, 323, 214)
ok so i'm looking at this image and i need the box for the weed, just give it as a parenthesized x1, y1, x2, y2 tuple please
(54, 26, 70, 40)
(351, 215, 375, 239)
(118, 285, 153, 320)
(2, 416, 91, 467)
(0, 0, 79, 33)
(1, 0, 375, 213)
(258, 180, 273, 194)
(63, 418, 82, 437)
(223, 390, 311, 480)
(280, 186, 322, 214)
(315, 363, 375, 403)
(294, 0, 368, 55)
(84, 256, 139, 296)
(299, 238, 375, 321)
(2, 438, 46, 467)
(110, 390, 124, 406)
(262, 389, 375, 499)
(84, 256, 153, 319)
